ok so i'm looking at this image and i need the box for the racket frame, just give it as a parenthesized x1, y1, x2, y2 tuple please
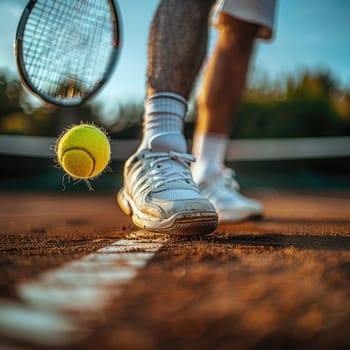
(15, 0, 122, 107)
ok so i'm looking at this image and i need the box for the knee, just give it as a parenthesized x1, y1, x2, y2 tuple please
(216, 12, 258, 53)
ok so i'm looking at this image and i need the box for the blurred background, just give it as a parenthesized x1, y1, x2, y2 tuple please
(0, 0, 349, 192)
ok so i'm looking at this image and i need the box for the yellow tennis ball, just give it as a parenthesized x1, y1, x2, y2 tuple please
(56, 124, 110, 179)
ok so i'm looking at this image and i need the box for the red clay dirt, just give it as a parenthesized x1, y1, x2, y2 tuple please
(0, 190, 350, 349)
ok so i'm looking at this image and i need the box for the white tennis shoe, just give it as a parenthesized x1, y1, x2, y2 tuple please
(117, 142, 218, 236)
(197, 168, 263, 223)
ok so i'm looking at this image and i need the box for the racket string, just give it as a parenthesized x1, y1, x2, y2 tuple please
(25, 0, 77, 95)
(86, 1, 114, 84)
(25, 0, 56, 89)
(21, 0, 118, 103)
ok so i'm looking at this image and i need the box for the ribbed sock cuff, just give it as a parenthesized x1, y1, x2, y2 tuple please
(140, 93, 188, 151)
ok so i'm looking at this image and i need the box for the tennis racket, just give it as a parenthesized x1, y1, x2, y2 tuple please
(15, 0, 121, 107)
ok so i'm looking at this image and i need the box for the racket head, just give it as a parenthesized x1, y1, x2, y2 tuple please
(15, 0, 122, 107)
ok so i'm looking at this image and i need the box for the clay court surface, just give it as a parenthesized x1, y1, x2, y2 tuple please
(0, 190, 350, 349)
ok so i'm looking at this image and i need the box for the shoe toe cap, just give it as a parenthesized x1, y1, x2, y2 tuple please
(151, 197, 216, 218)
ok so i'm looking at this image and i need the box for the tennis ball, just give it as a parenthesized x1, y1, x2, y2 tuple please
(56, 124, 110, 179)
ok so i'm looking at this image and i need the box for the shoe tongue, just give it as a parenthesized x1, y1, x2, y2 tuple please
(149, 133, 187, 153)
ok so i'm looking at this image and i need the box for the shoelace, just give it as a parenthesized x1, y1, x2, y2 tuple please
(222, 168, 240, 191)
(143, 151, 198, 192)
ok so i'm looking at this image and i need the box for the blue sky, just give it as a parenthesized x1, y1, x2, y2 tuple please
(0, 0, 349, 110)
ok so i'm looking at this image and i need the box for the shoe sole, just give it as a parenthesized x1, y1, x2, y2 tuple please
(117, 189, 218, 236)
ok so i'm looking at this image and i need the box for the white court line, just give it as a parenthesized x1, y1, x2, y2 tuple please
(0, 233, 167, 346)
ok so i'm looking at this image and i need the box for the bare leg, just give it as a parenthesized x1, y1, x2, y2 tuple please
(195, 13, 258, 135)
(191, 13, 263, 223)
(139, 0, 216, 152)
(147, 0, 215, 99)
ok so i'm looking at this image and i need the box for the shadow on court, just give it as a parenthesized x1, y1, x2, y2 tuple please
(207, 233, 350, 251)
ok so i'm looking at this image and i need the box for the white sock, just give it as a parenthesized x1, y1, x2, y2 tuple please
(138, 93, 200, 201)
(191, 132, 229, 184)
(138, 92, 188, 153)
